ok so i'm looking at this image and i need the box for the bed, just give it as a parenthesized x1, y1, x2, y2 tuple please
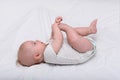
(0, 0, 120, 80)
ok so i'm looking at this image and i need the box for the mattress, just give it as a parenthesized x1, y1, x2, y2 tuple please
(0, 0, 120, 80)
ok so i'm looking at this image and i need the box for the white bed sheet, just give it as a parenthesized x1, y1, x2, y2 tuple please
(0, 0, 120, 80)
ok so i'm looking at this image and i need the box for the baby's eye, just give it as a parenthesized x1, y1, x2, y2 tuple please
(34, 42, 36, 45)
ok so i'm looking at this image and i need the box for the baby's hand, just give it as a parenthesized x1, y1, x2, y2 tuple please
(55, 16, 63, 24)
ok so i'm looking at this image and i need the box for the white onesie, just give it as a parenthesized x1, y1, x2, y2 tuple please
(44, 38, 96, 65)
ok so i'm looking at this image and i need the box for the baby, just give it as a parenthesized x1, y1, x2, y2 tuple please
(18, 16, 97, 66)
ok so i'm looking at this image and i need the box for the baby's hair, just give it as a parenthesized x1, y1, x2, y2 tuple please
(16, 58, 27, 67)
(16, 59, 22, 67)
(16, 43, 25, 67)
(17, 49, 23, 67)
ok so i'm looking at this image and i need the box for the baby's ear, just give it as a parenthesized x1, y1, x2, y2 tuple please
(33, 53, 41, 61)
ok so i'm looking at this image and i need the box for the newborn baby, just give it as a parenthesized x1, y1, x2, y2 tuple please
(18, 16, 97, 66)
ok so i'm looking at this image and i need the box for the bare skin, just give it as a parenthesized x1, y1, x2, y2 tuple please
(51, 17, 63, 53)
(58, 19, 97, 53)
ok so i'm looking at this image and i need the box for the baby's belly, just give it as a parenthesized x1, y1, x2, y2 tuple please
(58, 41, 82, 60)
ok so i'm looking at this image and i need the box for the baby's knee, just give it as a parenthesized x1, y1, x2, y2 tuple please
(67, 37, 78, 45)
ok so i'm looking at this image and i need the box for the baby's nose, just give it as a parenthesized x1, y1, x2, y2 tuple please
(36, 40, 39, 41)
(36, 40, 40, 42)
(36, 40, 42, 43)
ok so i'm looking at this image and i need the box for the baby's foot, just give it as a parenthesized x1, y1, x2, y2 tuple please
(89, 19, 97, 34)
(55, 16, 63, 24)
(58, 23, 69, 31)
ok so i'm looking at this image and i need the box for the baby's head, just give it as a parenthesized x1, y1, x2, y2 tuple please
(18, 40, 46, 66)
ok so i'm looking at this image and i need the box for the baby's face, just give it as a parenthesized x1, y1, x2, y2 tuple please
(18, 40, 46, 66)
(26, 40, 46, 54)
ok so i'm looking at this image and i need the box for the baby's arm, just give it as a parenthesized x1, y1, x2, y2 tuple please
(51, 17, 63, 54)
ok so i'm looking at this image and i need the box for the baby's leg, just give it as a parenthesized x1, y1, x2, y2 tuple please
(60, 25, 93, 53)
(74, 19, 97, 36)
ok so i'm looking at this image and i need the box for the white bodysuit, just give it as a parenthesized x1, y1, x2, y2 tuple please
(44, 38, 96, 65)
